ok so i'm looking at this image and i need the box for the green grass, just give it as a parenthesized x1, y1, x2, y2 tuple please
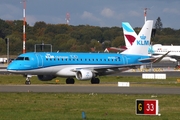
(0, 75, 180, 119)
(0, 93, 180, 120)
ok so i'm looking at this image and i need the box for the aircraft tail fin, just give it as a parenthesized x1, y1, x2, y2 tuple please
(122, 22, 137, 48)
(121, 20, 153, 56)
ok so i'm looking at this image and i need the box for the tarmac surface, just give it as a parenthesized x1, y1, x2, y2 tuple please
(0, 85, 180, 94)
(0, 62, 180, 94)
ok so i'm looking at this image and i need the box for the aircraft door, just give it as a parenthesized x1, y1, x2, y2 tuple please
(122, 55, 128, 64)
(36, 53, 43, 67)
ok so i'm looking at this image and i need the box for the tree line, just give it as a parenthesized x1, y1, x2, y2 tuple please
(0, 18, 180, 56)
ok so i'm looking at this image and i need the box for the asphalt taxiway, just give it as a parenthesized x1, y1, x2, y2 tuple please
(0, 85, 180, 94)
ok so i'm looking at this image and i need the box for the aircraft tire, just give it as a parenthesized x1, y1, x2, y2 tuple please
(70, 78, 75, 84)
(66, 78, 75, 84)
(25, 81, 31, 85)
(91, 78, 100, 84)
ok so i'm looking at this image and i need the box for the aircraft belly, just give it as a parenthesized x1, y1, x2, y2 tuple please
(56, 70, 75, 77)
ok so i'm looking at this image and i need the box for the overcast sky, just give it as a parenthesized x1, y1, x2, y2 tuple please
(0, 0, 179, 29)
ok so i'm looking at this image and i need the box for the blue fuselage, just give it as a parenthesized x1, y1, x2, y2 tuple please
(6, 52, 151, 78)
(7, 52, 148, 71)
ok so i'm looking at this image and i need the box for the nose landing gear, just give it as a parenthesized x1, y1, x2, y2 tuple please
(25, 75, 32, 85)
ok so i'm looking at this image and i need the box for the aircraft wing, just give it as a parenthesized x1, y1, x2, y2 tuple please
(140, 51, 170, 63)
(91, 51, 169, 75)
(151, 51, 170, 63)
(72, 63, 149, 76)
(138, 57, 158, 63)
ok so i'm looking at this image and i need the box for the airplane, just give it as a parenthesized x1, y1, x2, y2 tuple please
(149, 44, 180, 67)
(7, 20, 156, 85)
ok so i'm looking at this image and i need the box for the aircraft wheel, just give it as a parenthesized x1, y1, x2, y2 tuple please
(70, 78, 75, 84)
(66, 78, 70, 84)
(66, 78, 75, 84)
(91, 78, 100, 84)
(25, 81, 31, 85)
(25, 77, 31, 85)
(95, 78, 100, 84)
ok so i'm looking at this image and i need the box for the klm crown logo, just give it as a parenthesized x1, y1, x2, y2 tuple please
(137, 34, 149, 45)
(140, 35, 146, 40)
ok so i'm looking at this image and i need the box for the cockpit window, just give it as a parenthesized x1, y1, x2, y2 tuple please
(15, 57, 30, 61)
(25, 57, 29, 60)
(16, 57, 24, 60)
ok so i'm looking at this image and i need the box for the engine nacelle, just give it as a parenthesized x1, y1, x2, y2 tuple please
(75, 69, 94, 80)
(37, 75, 56, 81)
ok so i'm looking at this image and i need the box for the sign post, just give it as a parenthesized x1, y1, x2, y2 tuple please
(136, 99, 160, 116)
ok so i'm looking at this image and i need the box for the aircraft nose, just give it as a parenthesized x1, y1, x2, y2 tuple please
(7, 64, 14, 71)
(7, 62, 19, 71)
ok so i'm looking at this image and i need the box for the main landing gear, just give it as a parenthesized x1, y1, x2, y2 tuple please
(25, 75, 31, 85)
(91, 78, 100, 84)
(65, 77, 100, 84)
(66, 78, 75, 84)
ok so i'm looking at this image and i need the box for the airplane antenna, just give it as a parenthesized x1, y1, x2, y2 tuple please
(66, 12, 70, 25)
(21, 0, 27, 53)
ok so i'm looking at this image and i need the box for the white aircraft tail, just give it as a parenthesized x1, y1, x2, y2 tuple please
(122, 22, 137, 48)
(121, 20, 153, 56)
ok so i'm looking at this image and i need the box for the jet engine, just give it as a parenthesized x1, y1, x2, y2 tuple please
(37, 75, 56, 81)
(75, 69, 94, 80)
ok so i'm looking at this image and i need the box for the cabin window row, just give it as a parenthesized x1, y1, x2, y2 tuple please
(155, 50, 180, 52)
(46, 58, 121, 62)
